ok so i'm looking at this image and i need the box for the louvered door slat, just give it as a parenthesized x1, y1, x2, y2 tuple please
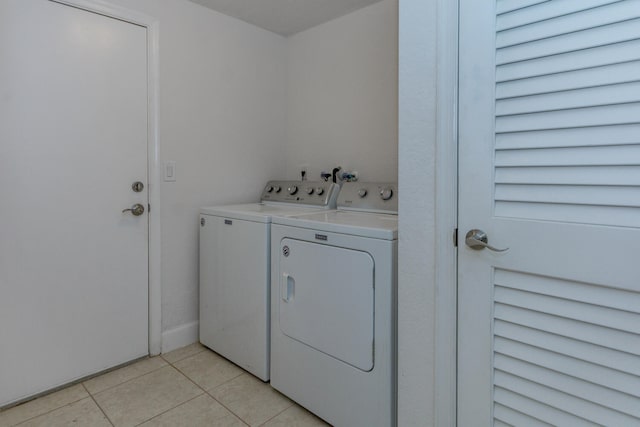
(495, 321, 640, 377)
(497, 0, 640, 47)
(495, 371, 639, 425)
(497, 18, 640, 65)
(495, 201, 638, 227)
(497, 0, 621, 31)
(495, 269, 640, 310)
(496, 39, 640, 81)
(494, 304, 640, 355)
(494, 165, 640, 186)
(495, 185, 640, 208)
(496, 60, 640, 98)
(495, 123, 640, 149)
(494, 390, 599, 426)
(495, 286, 640, 333)
(496, 0, 550, 15)
(495, 337, 640, 397)
(496, 356, 640, 418)
(496, 102, 640, 132)
(496, 81, 640, 115)
(495, 145, 640, 166)
(494, 402, 553, 426)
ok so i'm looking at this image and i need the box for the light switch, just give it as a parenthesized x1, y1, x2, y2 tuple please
(164, 161, 176, 182)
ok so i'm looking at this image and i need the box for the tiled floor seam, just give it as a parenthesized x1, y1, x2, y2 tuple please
(165, 355, 247, 394)
(163, 359, 250, 426)
(256, 400, 296, 427)
(130, 393, 205, 427)
(85, 361, 169, 397)
(202, 389, 250, 427)
(159, 348, 206, 365)
(82, 384, 115, 427)
(9, 394, 89, 427)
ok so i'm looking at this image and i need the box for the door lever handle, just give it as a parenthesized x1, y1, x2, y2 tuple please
(122, 203, 145, 216)
(465, 229, 508, 252)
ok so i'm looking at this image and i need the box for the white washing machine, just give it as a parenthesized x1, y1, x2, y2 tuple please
(199, 180, 339, 381)
(270, 182, 398, 427)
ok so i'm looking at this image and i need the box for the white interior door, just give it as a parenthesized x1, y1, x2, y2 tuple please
(0, 0, 149, 406)
(458, 1, 640, 425)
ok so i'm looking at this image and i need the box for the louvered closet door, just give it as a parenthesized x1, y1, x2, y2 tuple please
(458, 1, 640, 425)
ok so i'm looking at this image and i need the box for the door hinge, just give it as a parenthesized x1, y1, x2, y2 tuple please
(453, 228, 458, 247)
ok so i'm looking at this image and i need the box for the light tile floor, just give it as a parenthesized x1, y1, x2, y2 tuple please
(0, 343, 329, 427)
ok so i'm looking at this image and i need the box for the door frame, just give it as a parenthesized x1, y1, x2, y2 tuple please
(433, 0, 458, 424)
(397, 0, 459, 425)
(51, 0, 162, 355)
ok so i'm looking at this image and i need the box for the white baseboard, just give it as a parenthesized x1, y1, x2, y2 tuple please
(161, 321, 199, 354)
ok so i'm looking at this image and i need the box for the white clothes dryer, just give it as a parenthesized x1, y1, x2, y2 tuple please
(270, 182, 398, 427)
(199, 180, 339, 381)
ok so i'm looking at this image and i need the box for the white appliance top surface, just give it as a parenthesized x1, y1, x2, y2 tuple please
(200, 203, 326, 223)
(272, 210, 398, 240)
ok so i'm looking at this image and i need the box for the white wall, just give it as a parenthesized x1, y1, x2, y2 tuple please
(284, 0, 398, 182)
(106, 0, 287, 350)
(104, 0, 398, 353)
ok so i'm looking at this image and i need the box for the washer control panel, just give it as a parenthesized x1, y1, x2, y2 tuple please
(261, 180, 340, 207)
(337, 182, 398, 214)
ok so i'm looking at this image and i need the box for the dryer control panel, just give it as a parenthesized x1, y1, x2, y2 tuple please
(337, 182, 398, 214)
(261, 180, 340, 208)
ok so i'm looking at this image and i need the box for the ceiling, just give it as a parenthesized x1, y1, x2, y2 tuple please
(189, 0, 383, 37)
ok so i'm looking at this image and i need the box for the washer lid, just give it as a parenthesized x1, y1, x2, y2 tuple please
(200, 203, 325, 223)
(272, 210, 398, 240)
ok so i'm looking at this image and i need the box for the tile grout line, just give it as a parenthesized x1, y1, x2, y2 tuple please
(87, 358, 169, 397)
(255, 400, 296, 427)
(7, 389, 88, 427)
(164, 356, 249, 426)
(203, 388, 250, 427)
(163, 347, 297, 427)
(4, 349, 202, 427)
(131, 393, 205, 427)
(159, 346, 206, 365)
(82, 383, 115, 427)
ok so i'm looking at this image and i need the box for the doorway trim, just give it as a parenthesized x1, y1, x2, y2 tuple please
(433, 0, 459, 425)
(397, 0, 459, 424)
(51, 0, 162, 355)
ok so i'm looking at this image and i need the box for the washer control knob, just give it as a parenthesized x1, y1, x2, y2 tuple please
(380, 187, 394, 201)
(315, 187, 324, 195)
(265, 185, 274, 193)
(273, 186, 281, 193)
(305, 187, 314, 195)
(288, 185, 298, 195)
(357, 188, 368, 198)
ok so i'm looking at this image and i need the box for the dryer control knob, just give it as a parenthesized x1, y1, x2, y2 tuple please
(315, 187, 324, 195)
(273, 186, 281, 193)
(357, 188, 368, 198)
(305, 187, 314, 195)
(288, 185, 298, 195)
(380, 187, 393, 201)
(265, 186, 274, 193)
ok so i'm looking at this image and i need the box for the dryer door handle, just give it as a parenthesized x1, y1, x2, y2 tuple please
(282, 273, 295, 302)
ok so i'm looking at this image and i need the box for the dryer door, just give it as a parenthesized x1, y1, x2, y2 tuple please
(278, 238, 374, 371)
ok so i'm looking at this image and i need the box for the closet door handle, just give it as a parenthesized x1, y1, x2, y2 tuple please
(281, 273, 295, 302)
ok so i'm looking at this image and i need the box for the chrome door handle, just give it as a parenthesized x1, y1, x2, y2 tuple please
(465, 229, 508, 252)
(122, 203, 145, 216)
